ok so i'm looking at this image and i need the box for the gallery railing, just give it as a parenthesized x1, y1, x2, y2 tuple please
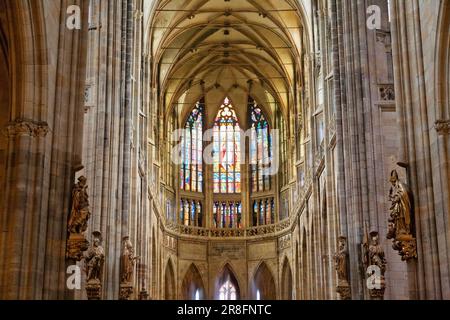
(159, 176, 313, 240)
(164, 215, 295, 239)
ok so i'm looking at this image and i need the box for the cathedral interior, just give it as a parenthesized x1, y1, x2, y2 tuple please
(0, 0, 449, 301)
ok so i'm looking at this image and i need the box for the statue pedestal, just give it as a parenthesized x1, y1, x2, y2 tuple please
(139, 290, 149, 300)
(336, 280, 351, 300)
(119, 283, 134, 300)
(86, 280, 102, 300)
(66, 233, 89, 261)
(369, 277, 386, 300)
(369, 288, 385, 299)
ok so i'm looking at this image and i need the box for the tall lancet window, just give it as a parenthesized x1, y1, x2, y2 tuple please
(213, 97, 241, 194)
(180, 100, 204, 193)
(249, 98, 271, 192)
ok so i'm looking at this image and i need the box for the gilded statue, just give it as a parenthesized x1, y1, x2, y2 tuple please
(387, 170, 417, 261)
(68, 176, 91, 235)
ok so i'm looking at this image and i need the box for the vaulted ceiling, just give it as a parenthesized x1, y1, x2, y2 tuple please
(150, 0, 306, 125)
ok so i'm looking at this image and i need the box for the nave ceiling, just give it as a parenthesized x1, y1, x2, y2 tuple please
(148, 0, 308, 125)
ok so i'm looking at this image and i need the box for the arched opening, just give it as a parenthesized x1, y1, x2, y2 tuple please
(252, 262, 276, 300)
(215, 264, 240, 300)
(164, 259, 176, 300)
(281, 258, 293, 300)
(181, 264, 206, 300)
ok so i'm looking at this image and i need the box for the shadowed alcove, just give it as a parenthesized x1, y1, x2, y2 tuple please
(181, 264, 205, 300)
(252, 262, 276, 300)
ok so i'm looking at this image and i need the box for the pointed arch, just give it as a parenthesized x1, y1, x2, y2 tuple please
(252, 261, 276, 300)
(215, 263, 241, 300)
(181, 263, 206, 300)
(281, 257, 293, 300)
(164, 258, 176, 300)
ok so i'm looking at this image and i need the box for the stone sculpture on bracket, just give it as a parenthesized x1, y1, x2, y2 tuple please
(84, 231, 105, 300)
(120, 236, 139, 300)
(66, 176, 91, 261)
(334, 236, 351, 300)
(387, 170, 417, 261)
(362, 228, 386, 299)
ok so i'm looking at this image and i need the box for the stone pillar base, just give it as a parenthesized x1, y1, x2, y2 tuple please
(336, 283, 351, 300)
(139, 290, 149, 300)
(119, 283, 134, 300)
(86, 280, 102, 300)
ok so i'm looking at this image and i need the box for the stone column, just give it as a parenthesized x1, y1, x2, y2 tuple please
(0, 0, 89, 299)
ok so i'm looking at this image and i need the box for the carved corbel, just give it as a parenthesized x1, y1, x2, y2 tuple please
(435, 120, 450, 135)
(3, 119, 49, 138)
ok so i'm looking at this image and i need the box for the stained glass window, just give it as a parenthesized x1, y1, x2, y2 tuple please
(252, 198, 275, 226)
(213, 97, 241, 194)
(219, 279, 237, 300)
(213, 201, 242, 229)
(249, 98, 271, 192)
(180, 99, 204, 192)
(180, 199, 203, 227)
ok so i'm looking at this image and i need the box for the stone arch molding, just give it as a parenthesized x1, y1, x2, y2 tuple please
(435, 0, 450, 135)
(0, 0, 49, 131)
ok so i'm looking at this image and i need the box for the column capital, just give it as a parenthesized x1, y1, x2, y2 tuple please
(435, 119, 450, 135)
(2, 118, 49, 138)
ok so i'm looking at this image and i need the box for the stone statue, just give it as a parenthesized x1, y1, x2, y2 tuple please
(68, 176, 91, 234)
(387, 170, 417, 261)
(120, 236, 139, 284)
(334, 236, 351, 300)
(368, 231, 387, 274)
(119, 236, 138, 300)
(85, 231, 105, 283)
(66, 176, 91, 261)
(84, 231, 105, 300)
(335, 237, 348, 281)
(362, 228, 386, 299)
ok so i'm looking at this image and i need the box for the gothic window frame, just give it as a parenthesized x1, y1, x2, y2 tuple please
(212, 97, 242, 194)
